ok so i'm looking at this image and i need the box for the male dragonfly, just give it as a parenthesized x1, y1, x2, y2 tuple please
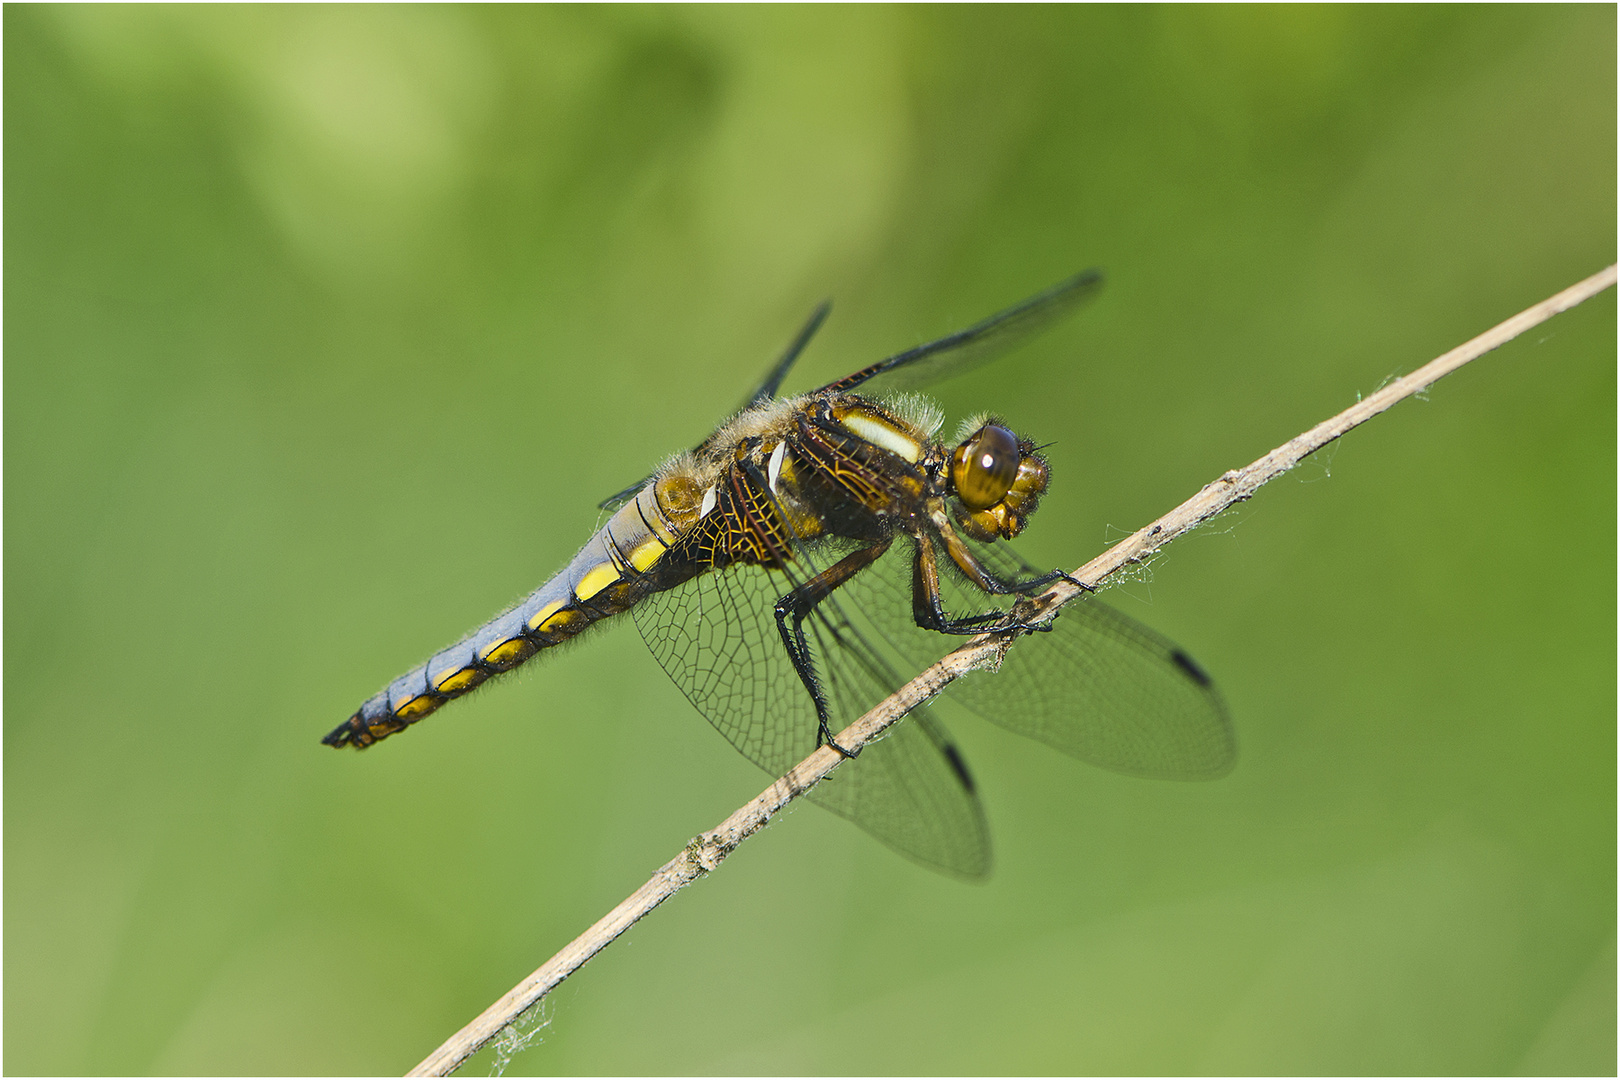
(324, 270, 1235, 878)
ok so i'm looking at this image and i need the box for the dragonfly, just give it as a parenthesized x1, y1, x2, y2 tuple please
(324, 269, 1235, 878)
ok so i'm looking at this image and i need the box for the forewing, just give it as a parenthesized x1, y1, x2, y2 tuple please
(745, 300, 830, 407)
(597, 479, 647, 513)
(598, 303, 830, 511)
(857, 537, 1236, 781)
(635, 553, 991, 878)
(815, 269, 1103, 396)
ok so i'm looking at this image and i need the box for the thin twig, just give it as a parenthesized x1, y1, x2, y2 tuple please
(408, 264, 1615, 1078)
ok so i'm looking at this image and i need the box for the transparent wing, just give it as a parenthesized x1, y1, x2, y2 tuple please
(601, 271, 1097, 511)
(814, 269, 1103, 396)
(635, 549, 991, 878)
(856, 537, 1236, 781)
(597, 478, 649, 514)
(745, 300, 830, 407)
(598, 303, 831, 512)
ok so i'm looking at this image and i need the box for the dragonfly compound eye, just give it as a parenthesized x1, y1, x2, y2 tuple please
(952, 423, 1021, 511)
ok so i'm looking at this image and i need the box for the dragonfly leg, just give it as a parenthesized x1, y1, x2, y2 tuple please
(932, 510, 1087, 597)
(910, 532, 1012, 635)
(773, 538, 894, 757)
(919, 520, 1091, 636)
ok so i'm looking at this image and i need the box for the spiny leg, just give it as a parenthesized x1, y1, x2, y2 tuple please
(910, 531, 1009, 635)
(773, 539, 893, 758)
(919, 520, 1090, 635)
(936, 515, 1078, 595)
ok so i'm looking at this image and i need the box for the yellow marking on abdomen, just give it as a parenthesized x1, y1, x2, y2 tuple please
(628, 535, 667, 571)
(574, 562, 620, 601)
(478, 637, 536, 668)
(526, 599, 566, 634)
(393, 694, 438, 721)
(539, 607, 586, 634)
(431, 665, 485, 694)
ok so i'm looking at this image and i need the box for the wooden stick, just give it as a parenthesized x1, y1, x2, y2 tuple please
(409, 264, 1616, 1077)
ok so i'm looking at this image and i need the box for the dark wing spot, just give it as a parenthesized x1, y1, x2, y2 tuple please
(942, 742, 977, 794)
(1170, 649, 1213, 687)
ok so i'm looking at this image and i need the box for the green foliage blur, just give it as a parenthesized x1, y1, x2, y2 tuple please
(6, 6, 1614, 1075)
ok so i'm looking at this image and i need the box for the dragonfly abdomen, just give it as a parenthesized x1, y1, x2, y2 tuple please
(323, 484, 690, 749)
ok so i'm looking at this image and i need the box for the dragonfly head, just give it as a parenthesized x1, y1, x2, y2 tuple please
(949, 420, 1049, 541)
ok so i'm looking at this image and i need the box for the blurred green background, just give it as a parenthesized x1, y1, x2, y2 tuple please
(6, 6, 1614, 1075)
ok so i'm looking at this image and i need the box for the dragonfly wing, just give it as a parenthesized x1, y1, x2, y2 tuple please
(597, 479, 647, 513)
(961, 603, 1235, 777)
(635, 551, 991, 878)
(744, 300, 830, 407)
(607, 270, 1092, 510)
(815, 269, 1103, 396)
(598, 302, 831, 511)
(855, 536, 1236, 781)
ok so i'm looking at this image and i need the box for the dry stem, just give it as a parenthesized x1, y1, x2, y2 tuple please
(409, 264, 1615, 1077)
